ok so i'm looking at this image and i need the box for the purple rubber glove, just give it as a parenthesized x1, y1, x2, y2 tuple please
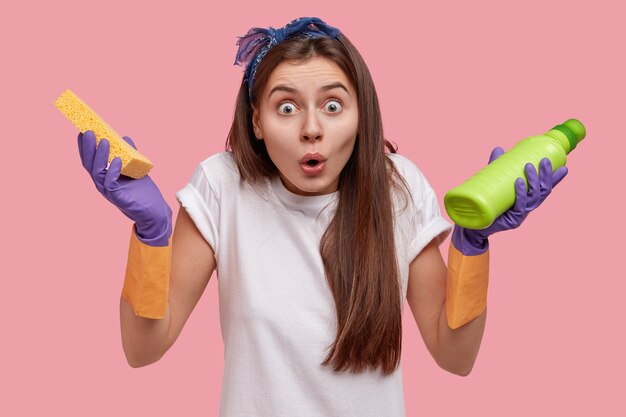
(77, 130, 172, 247)
(452, 147, 569, 256)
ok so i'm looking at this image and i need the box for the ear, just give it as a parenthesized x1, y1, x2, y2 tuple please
(251, 105, 263, 140)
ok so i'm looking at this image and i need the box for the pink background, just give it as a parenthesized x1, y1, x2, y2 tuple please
(2, 0, 624, 415)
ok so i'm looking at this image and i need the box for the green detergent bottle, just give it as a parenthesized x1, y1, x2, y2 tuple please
(444, 119, 586, 229)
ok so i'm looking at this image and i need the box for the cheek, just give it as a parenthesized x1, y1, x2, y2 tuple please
(341, 136, 357, 158)
(264, 131, 293, 153)
(333, 117, 359, 147)
(261, 124, 295, 164)
(261, 115, 296, 143)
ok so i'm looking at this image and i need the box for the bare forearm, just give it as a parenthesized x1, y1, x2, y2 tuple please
(120, 298, 170, 367)
(435, 304, 487, 376)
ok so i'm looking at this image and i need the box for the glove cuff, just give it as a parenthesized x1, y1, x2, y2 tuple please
(135, 215, 172, 247)
(121, 224, 172, 319)
(446, 241, 489, 329)
(451, 225, 489, 256)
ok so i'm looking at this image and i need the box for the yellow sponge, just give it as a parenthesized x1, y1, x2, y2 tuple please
(55, 89, 153, 179)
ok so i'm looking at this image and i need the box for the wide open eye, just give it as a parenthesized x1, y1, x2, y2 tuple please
(278, 102, 298, 115)
(324, 100, 343, 113)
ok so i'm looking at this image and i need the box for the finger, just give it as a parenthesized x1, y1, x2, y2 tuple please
(496, 177, 528, 230)
(533, 158, 557, 207)
(104, 157, 122, 192)
(81, 130, 97, 173)
(122, 136, 138, 150)
(488, 147, 505, 164)
(77, 132, 84, 163)
(538, 158, 553, 193)
(551, 166, 568, 188)
(512, 177, 528, 216)
(92, 138, 110, 193)
(524, 162, 541, 211)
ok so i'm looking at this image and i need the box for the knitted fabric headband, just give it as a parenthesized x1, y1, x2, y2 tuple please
(234, 17, 342, 101)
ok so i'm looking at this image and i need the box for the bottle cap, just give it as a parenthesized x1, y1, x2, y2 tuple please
(551, 119, 586, 152)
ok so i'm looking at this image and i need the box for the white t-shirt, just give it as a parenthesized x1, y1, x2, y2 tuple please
(175, 151, 452, 417)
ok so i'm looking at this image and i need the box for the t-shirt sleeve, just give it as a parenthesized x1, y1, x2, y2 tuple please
(391, 154, 453, 263)
(175, 160, 221, 255)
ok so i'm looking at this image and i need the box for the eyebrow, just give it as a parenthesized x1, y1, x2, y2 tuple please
(267, 82, 350, 99)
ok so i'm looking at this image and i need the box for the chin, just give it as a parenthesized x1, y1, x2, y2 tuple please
(290, 180, 328, 196)
(280, 169, 337, 196)
(305, 184, 336, 196)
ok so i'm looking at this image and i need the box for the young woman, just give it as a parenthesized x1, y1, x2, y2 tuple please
(77, 17, 567, 417)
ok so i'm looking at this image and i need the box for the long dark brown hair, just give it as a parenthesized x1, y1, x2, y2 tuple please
(225, 33, 410, 375)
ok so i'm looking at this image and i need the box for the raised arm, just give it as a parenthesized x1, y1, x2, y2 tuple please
(76, 129, 216, 367)
(406, 239, 486, 376)
(407, 148, 568, 376)
(120, 206, 216, 367)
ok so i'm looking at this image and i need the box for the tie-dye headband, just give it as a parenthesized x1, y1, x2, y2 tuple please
(234, 17, 342, 101)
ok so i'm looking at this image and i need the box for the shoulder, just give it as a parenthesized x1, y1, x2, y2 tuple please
(386, 153, 432, 196)
(191, 151, 240, 186)
(386, 152, 412, 168)
(183, 151, 242, 199)
(195, 151, 238, 177)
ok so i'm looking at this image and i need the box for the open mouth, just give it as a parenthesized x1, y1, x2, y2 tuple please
(300, 159, 326, 175)
(299, 153, 326, 175)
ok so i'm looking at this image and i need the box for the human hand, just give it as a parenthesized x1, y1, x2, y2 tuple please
(77, 130, 172, 246)
(451, 147, 568, 255)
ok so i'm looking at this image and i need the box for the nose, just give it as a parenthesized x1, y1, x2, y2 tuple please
(301, 110, 323, 142)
